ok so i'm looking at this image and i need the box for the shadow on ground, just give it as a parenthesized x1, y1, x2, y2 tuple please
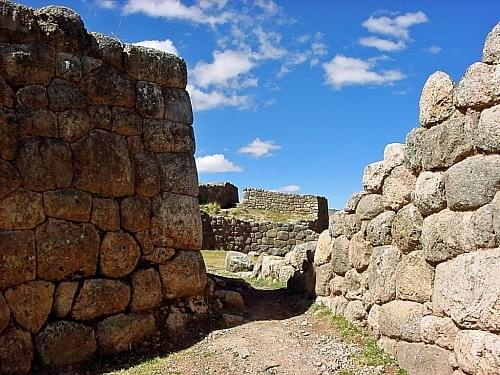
(35, 274, 314, 375)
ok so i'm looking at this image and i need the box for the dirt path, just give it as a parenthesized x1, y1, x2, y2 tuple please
(102, 276, 400, 375)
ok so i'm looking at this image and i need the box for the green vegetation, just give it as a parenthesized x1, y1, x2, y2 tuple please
(397, 369, 409, 375)
(336, 370, 354, 375)
(200, 202, 221, 215)
(309, 304, 397, 368)
(201, 204, 311, 223)
(201, 250, 226, 271)
(243, 276, 285, 289)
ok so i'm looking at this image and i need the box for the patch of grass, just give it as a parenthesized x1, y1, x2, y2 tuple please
(200, 202, 222, 215)
(201, 250, 227, 271)
(244, 276, 285, 289)
(397, 368, 409, 375)
(337, 370, 354, 375)
(309, 304, 397, 368)
(205, 205, 311, 223)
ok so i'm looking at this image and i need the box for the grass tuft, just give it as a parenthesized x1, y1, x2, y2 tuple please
(243, 276, 285, 290)
(200, 202, 221, 215)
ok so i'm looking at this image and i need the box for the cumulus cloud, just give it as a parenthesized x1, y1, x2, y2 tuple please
(196, 154, 242, 173)
(362, 11, 428, 40)
(238, 138, 282, 158)
(133, 39, 178, 55)
(123, 0, 231, 26)
(323, 55, 405, 89)
(359, 37, 406, 52)
(274, 185, 301, 193)
(187, 84, 250, 111)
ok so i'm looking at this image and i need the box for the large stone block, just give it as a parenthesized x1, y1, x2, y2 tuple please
(81, 64, 135, 107)
(475, 104, 500, 153)
(0, 189, 45, 230)
(100, 231, 141, 278)
(328, 210, 361, 239)
(331, 235, 350, 275)
(0, 160, 20, 200)
(89, 32, 123, 67)
(0, 327, 33, 375)
(348, 231, 373, 271)
(413, 171, 446, 216)
(366, 211, 395, 246)
(72, 279, 130, 321)
(0, 230, 35, 290)
(0, 1, 40, 43)
(47, 78, 86, 111)
(43, 188, 92, 222)
(143, 120, 195, 153)
(396, 251, 434, 302)
(120, 196, 151, 233)
(16, 137, 72, 192)
(91, 198, 120, 231)
(0, 43, 54, 85)
(58, 109, 92, 142)
(16, 108, 58, 138)
(404, 127, 426, 172)
(313, 230, 333, 266)
(15, 84, 48, 108)
(343, 268, 367, 300)
(454, 330, 500, 375)
(315, 263, 333, 297)
(36, 219, 99, 281)
(111, 107, 143, 136)
(5, 281, 53, 333)
(158, 250, 207, 299)
(367, 245, 401, 304)
(133, 152, 161, 197)
(130, 269, 163, 312)
(35, 321, 96, 367)
(420, 315, 459, 350)
(382, 165, 416, 210)
(344, 191, 366, 213)
(391, 203, 423, 254)
(433, 248, 500, 331)
(483, 22, 500, 64)
(164, 88, 193, 125)
(0, 107, 17, 160)
(356, 194, 385, 220)
(124, 45, 187, 88)
(419, 71, 455, 127)
(151, 192, 202, 249)
(389, 340, 454, 375)
(455, 62, 500, 109)
(0, 293, 9, 334)
(363, 161, 388, 193)
(445, 155, 500, 211)
(73, 130, 134, 197)
(157, 153, 198, 196)
(379, 300, 424, 342)
(136, 81, 165, 119)
(383, 143, 405, 170)
(96, 313, 157, 353)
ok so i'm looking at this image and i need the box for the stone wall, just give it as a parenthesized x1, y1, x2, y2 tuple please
(0, 2, 207, 373)
(242, 188, 329, 231)
(201, 211, 319, 254)
(198, 182, 239, 209)
(314, 23, 500, 375)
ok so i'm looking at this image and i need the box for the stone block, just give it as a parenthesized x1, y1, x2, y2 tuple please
(419, 71, 455, 127)
(391, 203, 423, 253)
(15, 84, 48, 108)
(348, 231, 373, 271)
(43, 188, 92, 222)
(455, 62, 500, 109)
(136, 81, 164, 119)
(475, 104, 500, 152)
(420, 315, 459, 350)
(0, 76, 14, 108)
(344, 191, 366, 213)
(413, 171, 446, 216)
(89, 32, 123, 67)
(91, 198, 120, 231)
(0, 189, 45, 230)
(0, 327, 33, 375)
(0, 43, 54, 85)
(100, 231, 141, 278)
(356, 194, 385, 220)
(363, 161, 388, 193)
(313, 230, 332, 266)
(130, 269, 163, 312)
(396, 251, 434, 302)
(0, 160, 20, 200)
(482, 22, 500, 64)
(54, 281, 78, 318)
(0, 107, 17, 160)
(367, 245, 401, 304)
(366, 211, 395, 246)
(315, 263, 333, 297)
(164, 88, 193, 124)
(0, 230, 35, 290)
(36, 219, 99, 281)
(56, 52, 82, 82)
(47, 78, 86, 111)
(16, 108, 58, 137)
(382, 165, 416, 210)
(331, 235, 350, 275)
(393, 341, 454, 375)
(157, 152, 198, 196)
(454, 330, 500, 375)
(379, 300, 424, 342)
(111, 106, 143, 136)
(121, 196, 151, 232)
(143, 120, 195, 153)
(0, 1, 40, 43)
(345, 300, 366, 324)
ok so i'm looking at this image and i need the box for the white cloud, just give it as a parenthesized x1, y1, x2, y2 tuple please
(238, 138, 282, 158)
(275, 185, 300, 193)
(359, 37, 406, 52)
(311, 41, 328, 57)
(187, 84, 250, 111)
(191, 50, 255, 88)
(196, 154, 242, 173)
(254, 28, 287, 60)
(96, 0, 116, 8)
(255, 0, 279, 16)
(133, 39, 178, 55)
(362, 11, 428, 40)
(123, 0, 231, 26)
(425, 46, 442, 54)
(323, 55, 405, 89)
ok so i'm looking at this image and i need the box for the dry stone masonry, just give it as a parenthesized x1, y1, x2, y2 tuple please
(198, 182, 239, 209)
(0, 1, 208, 373)
(315, 23, 500, 375)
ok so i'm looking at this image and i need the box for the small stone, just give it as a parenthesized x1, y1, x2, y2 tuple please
(225, 251, 252, 272)
(0, 327, 33, 375)
(378, 300, 424, 342)
(121, 196, 151, 232)
(56, 52, 82, 82)
(54, 282, 79, 318)
(0, 189, 45, 230)
(344, 300, 366, 323)
(158, 250, 207, 299)
(100, 231, 141, 278)
(5, 281, 54, 333)
(91, 198, 120, 231)
(130, 269, 162, 312)
(419, 71, 455, 127)
(43, 188, 92, 222)
(35, 321, 96, 367)
(72, 279, 130, 321)
(88, 105, 112, 130)
(328, 210, 361, 239)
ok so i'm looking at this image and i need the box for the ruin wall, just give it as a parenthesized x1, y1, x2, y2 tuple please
(198, 182, 239, 208)
(0, 2, 207, 373)
(313, 23, 500, 375)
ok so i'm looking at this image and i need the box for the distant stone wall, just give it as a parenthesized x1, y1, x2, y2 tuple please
(242, 188, 329, 231)
(198, 182, 239, 208)
(314, 23, 500, 375)
(0, 2, 207, 373)
(201, 211, 319, 254)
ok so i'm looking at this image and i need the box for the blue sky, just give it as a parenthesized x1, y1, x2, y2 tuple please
(24, 0, 499, 208)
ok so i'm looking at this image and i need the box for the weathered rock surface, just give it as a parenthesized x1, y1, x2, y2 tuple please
(143, 120, 194, 153)
(413, 171, 446, 216)
(344, 300, 366, 324)
(120, 196, 151, 233)
(43, 188, 92, 222)
(367, 245, 401, 304)
(344, 191, 366, 213)
(100, 231, 141, 278)
(72, 279, 130, 321)
(382, 165, 416, 210)
(91, 198, 120, 231)
(391, 203, 423, 253)
(455, 62, 500, 109)
(475, 104, 500, 153)
(329, 210, 361, 239)
(159, 250, 207, 299)
(0, 230, 36, 289)
(404, 127, 426, 172)
(343, 268, 367, 300)
(383, 143, 405, 170)
(419, 71, 455, 127)
(396, 251, 434, 303)
(0, 327, 33, 375)
(348, 231, 373, 271)
(366, 211, 395, 246)
(133, 152, 161, 197)
(433, 248, 500, 331)
(225, 251, 252, 272)
(315, 263, 333, 297)
(157, 153, 198, 196)
(454, 330, 500, 375)
(331, 235, 350, 275)
(96, 313, 157, 353)
(483, 22, 500, 64)
(420, 315, 458, 350)
(0, 188, 45, 230)
(314, 230, 333, 266)
(378, 300, 424, 342)
(36, 219, 99, 281)
(363, 161, 387, 193)
(130, 268, 162, 312)
(35, 321, 96, 367)
(356, 194, 385, 220)
(54, 281, 79, 318)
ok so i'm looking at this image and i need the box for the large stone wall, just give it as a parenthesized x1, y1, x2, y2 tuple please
(198, 182, 239, 208)
(314, 23, 500, 375)
(0, 2, 207, 373)
(201, 211, 319, 254)
(242, 188, 329, 231)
